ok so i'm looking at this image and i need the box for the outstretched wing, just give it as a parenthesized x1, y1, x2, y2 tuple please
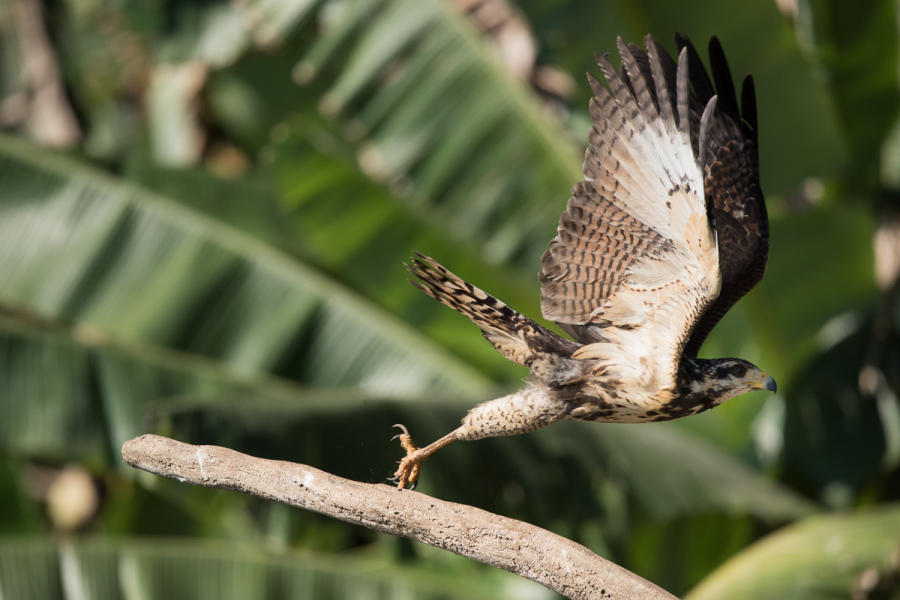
(539, 35, 724, 385)
(675, 35, 768, 356)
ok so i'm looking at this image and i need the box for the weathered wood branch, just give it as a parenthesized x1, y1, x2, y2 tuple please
(122, 434, 677, 600)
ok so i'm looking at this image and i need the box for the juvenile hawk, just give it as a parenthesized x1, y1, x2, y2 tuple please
(392, 34, 775, 489)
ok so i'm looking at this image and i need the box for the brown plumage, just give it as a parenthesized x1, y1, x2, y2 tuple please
(392, 34, 775, 490)
(675, 34, 769, 355)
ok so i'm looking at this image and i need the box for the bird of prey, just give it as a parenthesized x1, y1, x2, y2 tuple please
(392, 34, 775, 489)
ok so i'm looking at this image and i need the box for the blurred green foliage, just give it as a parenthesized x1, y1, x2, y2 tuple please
(0, 0, 899, 598)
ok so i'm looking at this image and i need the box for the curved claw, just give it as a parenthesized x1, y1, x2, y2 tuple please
(391, 423, 410, 441)
(387, 471, 414, 488)
(392, 458, 419, 490)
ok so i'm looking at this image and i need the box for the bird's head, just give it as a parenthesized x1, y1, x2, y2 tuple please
(681, 357, 776, 406)
(704, 358, 776, 401)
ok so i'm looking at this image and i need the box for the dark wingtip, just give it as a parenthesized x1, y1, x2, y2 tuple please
(674, 33, 714, 102)
(740, 74, 758, 141)
(707, 35, 738, 119)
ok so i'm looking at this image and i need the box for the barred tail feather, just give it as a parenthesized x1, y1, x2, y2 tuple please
(408, 253, 579, 368)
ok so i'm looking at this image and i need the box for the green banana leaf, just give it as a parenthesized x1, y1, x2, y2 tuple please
(0, 133, 490, 461)
(0, 537, 527, 600)
(687, 504, 900, 600)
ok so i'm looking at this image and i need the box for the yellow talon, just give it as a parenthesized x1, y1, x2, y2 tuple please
(389, 425, 460, 490)
(391, 424, 423, 489)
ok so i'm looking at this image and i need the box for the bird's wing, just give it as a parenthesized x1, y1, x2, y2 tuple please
(539, 35, 725, 385)
(675, 35, 768, 356)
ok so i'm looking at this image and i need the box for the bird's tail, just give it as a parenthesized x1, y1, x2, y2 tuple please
(407, 253, 579, 369)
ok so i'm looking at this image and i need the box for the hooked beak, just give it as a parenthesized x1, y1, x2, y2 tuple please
(754, 372, 777, 393)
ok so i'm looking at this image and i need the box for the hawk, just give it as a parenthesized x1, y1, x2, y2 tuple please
(392, 34, 775, 489)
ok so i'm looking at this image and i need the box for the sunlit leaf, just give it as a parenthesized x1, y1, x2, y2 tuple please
(0, 134, 487, 396)
(290, 0, 581, 268)
(125, 126, 535, 383)
(686, 505, 900, 600)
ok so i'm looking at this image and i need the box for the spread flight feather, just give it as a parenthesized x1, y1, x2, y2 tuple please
(540, 36, 722, 390)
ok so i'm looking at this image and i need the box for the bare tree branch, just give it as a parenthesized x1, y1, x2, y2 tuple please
(122, 434, 677, 600)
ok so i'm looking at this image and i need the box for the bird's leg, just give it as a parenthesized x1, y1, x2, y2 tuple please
(391, 386, 571, 489)
(391, 424, 461, 489)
